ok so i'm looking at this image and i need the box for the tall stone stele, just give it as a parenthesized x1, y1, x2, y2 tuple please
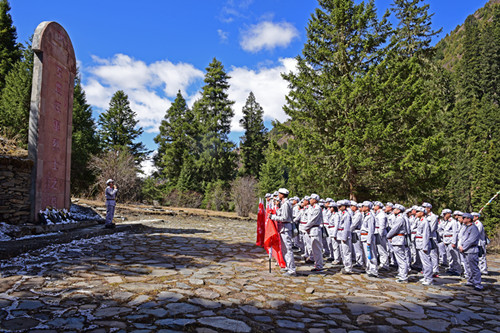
(28, 21, 76, 222)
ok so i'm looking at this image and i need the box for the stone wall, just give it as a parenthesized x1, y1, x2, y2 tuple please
(0, 156, 33, 225)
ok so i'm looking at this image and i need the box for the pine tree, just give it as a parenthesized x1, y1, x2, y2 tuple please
(71, 73, 100, 195)
(0, 43, 32, 144)
(239, 91, 268, 178)
(365, 0, 448, 202)
(191, 58, 236, 189)
(258, 140, 287, 196)
(0, 0, 21, 93)
(98, 90, 149, 163)
(281, 0, 391, 200)
(154, 91, 195, 184)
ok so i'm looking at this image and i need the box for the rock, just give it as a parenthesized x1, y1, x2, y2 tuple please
(157, 291, 184, 302)
(346, 303, 380, 315)
(156, 318, 196, 329)
(17, 300, 44, 309)
(356, 314, 373, 325)
(93, 320, 127, 329)
(164, 302, 202, 315)
(1, 318, 39, 330)
(189, 298, 222, 309)
(128, 295, 150, 306)
(386, 318, 407, 325)
(198, 316, 251, 333)
(413, 319, 450, 332)
(189, 278, 205, 285)
(276, 319, 305, 329)
(306, 287, 315, 294)
(239, 305, 265, 315)
(195, 288, 220, 299)
(94, 306, 132, 317)
(140, 308, 168, 317)
(318, 307, 342, 315)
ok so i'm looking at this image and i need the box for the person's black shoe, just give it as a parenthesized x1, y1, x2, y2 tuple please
(104, 223, 116, 229)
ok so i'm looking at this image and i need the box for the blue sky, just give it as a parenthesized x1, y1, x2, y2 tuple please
(10, 0, 490, 172)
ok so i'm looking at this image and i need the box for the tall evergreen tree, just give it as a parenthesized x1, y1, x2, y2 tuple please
(71, 73, 100, 195)
(98, 90, 149, 163)
(281, 0, 391, 200)
(239, 91, 268, 178)
(0, 43, 32, 143)
(365, 0, 448, 202)
(0, 0, 21, 93)
(154, 91, 195, 184)
(258, 140, 287, 196)
(446, 6, 500, 233)
(191, 58, 236, 189)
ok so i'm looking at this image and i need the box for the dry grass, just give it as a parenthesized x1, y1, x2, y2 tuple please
(0, 132, 28, 157)
(73, 197, 257, 221)
(488, 228, 500, 254)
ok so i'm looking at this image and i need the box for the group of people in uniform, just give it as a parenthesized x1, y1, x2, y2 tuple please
(265, 189, 488, 291)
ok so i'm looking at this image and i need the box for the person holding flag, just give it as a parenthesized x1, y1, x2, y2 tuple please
(269, 188, 297, 276)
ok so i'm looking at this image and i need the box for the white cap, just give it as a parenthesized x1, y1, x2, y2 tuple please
(106, 179, 114, 185)
(278, 188, 289, 195)
(310, 193, 320, 201)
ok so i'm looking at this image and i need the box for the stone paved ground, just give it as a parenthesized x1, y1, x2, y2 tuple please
(0, 215, 499, 333)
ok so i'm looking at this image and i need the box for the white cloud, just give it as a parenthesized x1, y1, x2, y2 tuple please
(83, 54, 203, 133)
(240, 21, 299, 53)
(139, 151, 158, 178)
(82, 53, 297, 138)
(217, 29, 229, 43)
(228, 57, 297, 131)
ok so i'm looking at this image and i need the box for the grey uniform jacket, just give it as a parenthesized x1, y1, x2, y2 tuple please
(474, 220, 486, 246)
(304, 204, 323, 231)
(442, 218, 459, 245)
(375, 210, 387, 236)
(415, 217, 431, 252)
(461, 223, 479, 254)
(386, 214, 407, 246)
(427, 212, 438, 239)
(336, 210, 352, 241)
(350, 211, 362, 232)
(271, 199, 293, 223)
(105, 187, 118, 206)
(360, 211, 376, 244)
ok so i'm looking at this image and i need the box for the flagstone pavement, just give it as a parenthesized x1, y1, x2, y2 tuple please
(0, 215, 498, 332)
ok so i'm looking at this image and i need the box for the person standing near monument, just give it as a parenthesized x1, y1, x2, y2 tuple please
(105, 179, 118, 228)
(459, 213, 483, 291)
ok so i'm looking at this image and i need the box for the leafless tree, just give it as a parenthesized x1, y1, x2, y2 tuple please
(232, 176, 257, 217)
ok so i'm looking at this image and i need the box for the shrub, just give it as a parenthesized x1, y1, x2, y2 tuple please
(232, 176, 257, 217)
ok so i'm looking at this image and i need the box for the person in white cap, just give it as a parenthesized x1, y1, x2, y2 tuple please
(304, 193, 324, 271)
(269, 188, 296, 276)
(385, 202, 397, 267)
(350, 201, 365, 268)
(264, 193, 272, 211)
(373, 201, 389, 270)
(337, 200, 353, 274)
(472, 212, 488, 275)
(105, 179, 118, 228)
(360, 201, 378, 277)
(326, 201, 341, 264)
(423, 202, 439, 277)
(386, 204, 409, 283)
(460, 213, 482, 290)
(415, 206, 433, 285)
(442, 209, 461, 276)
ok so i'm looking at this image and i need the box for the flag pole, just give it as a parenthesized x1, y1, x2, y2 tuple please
(269, 248, 272, 273)
(479, 190, 500, 214)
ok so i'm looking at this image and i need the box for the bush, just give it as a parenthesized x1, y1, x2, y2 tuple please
(203, 180, 230, 211)
(232, 176, 258, 217)
(89, 149, 141, 202)
(165, 188, 203, 208)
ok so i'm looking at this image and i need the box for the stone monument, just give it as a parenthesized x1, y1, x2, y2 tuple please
(28, 21, 76, 222)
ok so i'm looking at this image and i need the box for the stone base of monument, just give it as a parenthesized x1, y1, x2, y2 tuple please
(0, 220, 149, 260)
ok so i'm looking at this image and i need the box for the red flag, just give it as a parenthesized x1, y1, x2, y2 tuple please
(263, 209, 286, 268)
(256, 202, 266, 247)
